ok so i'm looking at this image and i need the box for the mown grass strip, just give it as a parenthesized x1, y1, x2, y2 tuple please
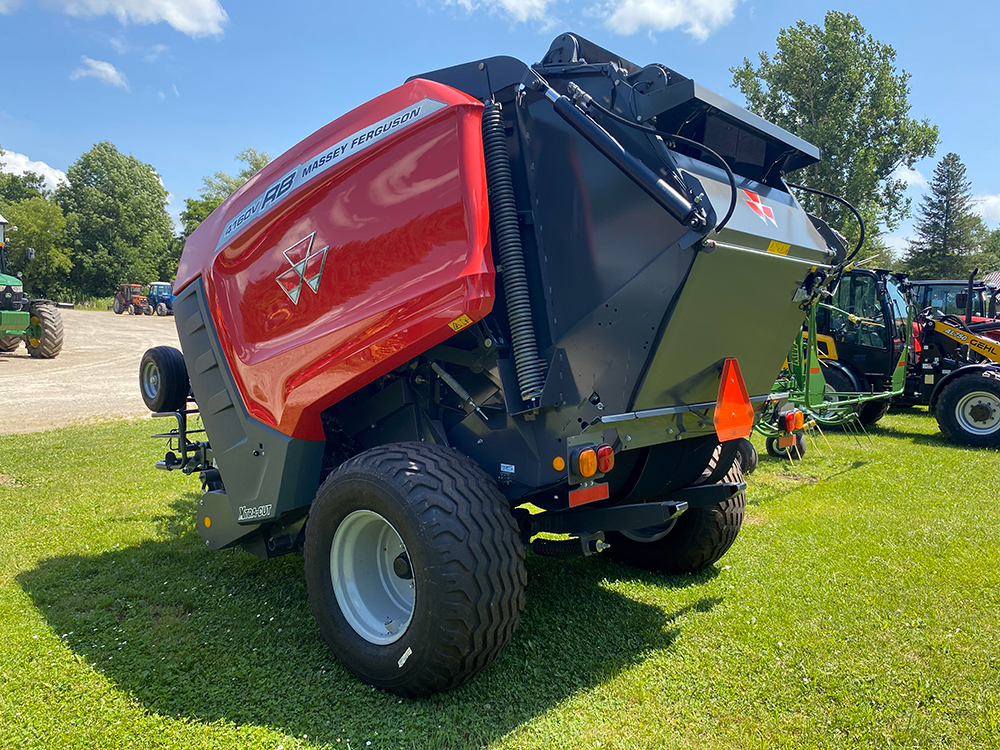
(1, 412, 998, 749)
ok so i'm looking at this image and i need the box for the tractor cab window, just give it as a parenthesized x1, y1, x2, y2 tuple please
(918, 285, 985, 317)
(884, 278, 910, 356)
(830, 274, 887, 350)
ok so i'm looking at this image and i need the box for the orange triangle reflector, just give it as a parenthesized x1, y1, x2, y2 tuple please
(714, 358, 754, 441)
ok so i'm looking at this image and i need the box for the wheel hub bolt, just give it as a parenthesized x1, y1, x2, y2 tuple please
(393, 553, 413, 579)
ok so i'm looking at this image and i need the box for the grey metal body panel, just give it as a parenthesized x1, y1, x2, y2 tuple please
(172, 279, 324, 540)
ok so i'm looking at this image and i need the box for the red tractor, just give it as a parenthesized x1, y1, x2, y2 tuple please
(140, 33, 850, 695)
(113, 283, 151, 315)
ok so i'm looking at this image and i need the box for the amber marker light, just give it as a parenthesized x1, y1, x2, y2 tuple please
(577, 447, 598, 478)
(553, 456, 566, 472)
(204, 517, 212, 528)
(794, 410, 805, 430)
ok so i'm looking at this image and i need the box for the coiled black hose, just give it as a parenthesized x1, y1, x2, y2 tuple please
(482, 101, 545, 402)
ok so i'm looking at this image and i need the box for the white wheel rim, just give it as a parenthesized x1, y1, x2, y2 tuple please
(141, 360, 160, 400)
(955, 391, 1000, 435)
(330, 510, 415, 645)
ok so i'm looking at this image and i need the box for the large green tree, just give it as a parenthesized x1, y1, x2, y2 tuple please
(903, 153, 986, 279)
(732, 11, 938, 256)
(56, 142, 174, 297)
(200, 147, 271, 201)
(1, 196, 73, 299)
(180, 148, 270, 241)
(0, 144, 48, 204)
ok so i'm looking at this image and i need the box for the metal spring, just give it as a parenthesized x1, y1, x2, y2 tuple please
(481, 101, 545, 403)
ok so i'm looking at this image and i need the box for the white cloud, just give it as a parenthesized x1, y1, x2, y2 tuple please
(171, 83, 179, 97)
(158, 90, 166, 99)
(109, 35, 127, 53)
(449, 0, 553, 23)
(882, 234, 910, 260)
(975, 194, 1000, 223)
(5, 0, 229, 37)
(70, 56, 130, 90)
(893, 164, 928, 189)
(144, 43, 168, 62)
(0, 149, 68, 192)
(599, 0, 738, 41)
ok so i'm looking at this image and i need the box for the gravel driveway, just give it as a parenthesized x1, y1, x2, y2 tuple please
(0, 309, 181, 435)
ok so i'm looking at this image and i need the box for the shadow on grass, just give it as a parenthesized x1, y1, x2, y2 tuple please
(18, 494, 720, 748)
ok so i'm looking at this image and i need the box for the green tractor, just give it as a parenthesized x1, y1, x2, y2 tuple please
(0, 212, 64, 358)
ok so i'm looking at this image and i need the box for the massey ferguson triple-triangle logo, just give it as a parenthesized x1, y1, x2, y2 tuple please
(275, 232, 328, 304)
(742, 189, 778, 227)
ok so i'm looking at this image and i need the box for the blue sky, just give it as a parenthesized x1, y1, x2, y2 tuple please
(2, 0, 998, 255)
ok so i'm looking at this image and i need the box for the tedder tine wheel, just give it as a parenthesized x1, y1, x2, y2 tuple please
(139, 346, 189, 412)
(24, 302, 64, 359)
(303, 442, 526, 696)
(765, 433, 806, 459)
(935, 371, 1000, 448)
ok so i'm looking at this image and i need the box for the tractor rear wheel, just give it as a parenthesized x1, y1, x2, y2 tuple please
(24, 303, 64, 359)
(303, 442, 526, 696)
(935, 371, 1000, 448)
(139, 346, 189, 412)
(857, 398, 891, 426)
(604, 457, 745, 574)
(0, 335, 21, 352)
(113, 296, 125, 314)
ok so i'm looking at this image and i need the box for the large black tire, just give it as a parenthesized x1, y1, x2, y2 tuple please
(734, 437, 758, 476)
(112, 296, 125, 314)
(765, 433, 806, 459)
(24, 302, 64, 359)
(0, 335, 21, 352)
(139, 346, 189, 412)
(156, 302, 168, 316)
(604, 458, 745, 575)
(303, 442, 527, 696)
(857, 398, 891, 426)
(142, 304, 154, 316)
(935, 371, 1000, 448)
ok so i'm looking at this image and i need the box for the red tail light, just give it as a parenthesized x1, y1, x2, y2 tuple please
(596, 444, 614, 473)
(714, 358, 754, 441)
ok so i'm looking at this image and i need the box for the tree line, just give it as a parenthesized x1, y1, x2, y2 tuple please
(0, 144, 269, 301)
(2, 10, 997, 302)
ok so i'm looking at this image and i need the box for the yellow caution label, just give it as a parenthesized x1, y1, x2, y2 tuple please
(767, 240, 791, 256)
(448, 314, 475, 332)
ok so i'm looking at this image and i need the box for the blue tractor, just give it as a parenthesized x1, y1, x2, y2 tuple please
(147, 282, 175, 316)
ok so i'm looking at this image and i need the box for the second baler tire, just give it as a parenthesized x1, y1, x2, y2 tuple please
(303, 442, 527, 697)
(139, 346, 189, 412)
(734, 437, 758, 476)
(604, 459, 745, 575)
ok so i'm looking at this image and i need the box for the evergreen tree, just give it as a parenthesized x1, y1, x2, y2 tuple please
(903, 153, 985, 278)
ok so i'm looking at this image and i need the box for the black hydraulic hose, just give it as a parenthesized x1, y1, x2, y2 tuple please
(481, 101, 546, 403)
(581, 96, 739, 234)
(784, 181, 865, 263)
(540, 83, 705, 229)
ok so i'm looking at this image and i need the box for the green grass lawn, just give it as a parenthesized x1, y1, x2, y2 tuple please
(1, 412, 998, 749)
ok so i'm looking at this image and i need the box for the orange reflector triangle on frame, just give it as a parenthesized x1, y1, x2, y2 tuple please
(714, 358, 754, 441)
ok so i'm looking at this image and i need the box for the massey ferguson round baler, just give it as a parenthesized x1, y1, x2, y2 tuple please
(141, 33, 847, 695)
